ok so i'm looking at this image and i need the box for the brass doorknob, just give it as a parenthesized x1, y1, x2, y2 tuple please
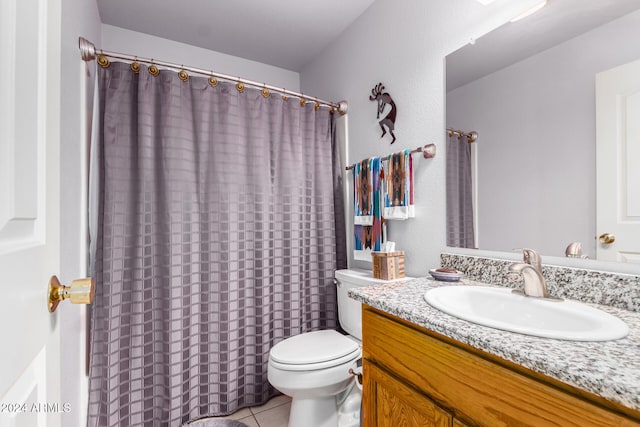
(599, 233, 616, 245)
(48, 276, 94, 313)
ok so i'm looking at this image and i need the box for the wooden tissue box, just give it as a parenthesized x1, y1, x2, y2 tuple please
(372, 251, 405, 280)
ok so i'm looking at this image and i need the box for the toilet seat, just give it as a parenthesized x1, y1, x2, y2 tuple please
(269, 330, 360, 371)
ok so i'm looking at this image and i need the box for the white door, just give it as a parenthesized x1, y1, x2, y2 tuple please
(596, 59, 640, 263)
(0, 0, 63, 425)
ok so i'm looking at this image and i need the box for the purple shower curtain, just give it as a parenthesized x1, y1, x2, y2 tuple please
(87, 61, 346, 426)
(446, 133, 475, 248)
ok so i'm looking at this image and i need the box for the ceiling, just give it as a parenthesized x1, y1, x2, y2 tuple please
(447, 0, 640, 91)
(97, 0, 376, 72)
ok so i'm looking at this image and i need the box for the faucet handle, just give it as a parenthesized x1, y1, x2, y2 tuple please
(521, 248, 542, 272)
(565, 242, 582, 258)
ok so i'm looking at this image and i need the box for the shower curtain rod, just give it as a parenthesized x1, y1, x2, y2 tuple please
(344, 143, 436, 170)
(447, 127, 478, 143)
(78, 37, 348, 115)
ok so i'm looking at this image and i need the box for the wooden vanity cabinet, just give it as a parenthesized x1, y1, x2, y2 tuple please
(365, 360, 451, 426)
(362, 306, 640, 427)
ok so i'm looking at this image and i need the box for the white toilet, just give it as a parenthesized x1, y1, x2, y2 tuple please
(268, 269, 408, 427)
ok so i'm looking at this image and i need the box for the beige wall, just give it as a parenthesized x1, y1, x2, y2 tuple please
(59, 0, 101, 426)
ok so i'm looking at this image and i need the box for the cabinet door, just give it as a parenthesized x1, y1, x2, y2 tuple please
(363, 360, 451, 427)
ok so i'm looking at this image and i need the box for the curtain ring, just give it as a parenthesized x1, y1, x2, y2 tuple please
(148, 60, 159, 77)
(281, 88, 288, 101)
(261, 84, 270, 98)
(130, 57, 141, 74)
(97, 53, 110, 68)
(236, 81, 245, 93)
(299, 94, 306, 107)
(178, 67, 189, 82)
(209, 73, 218, 87)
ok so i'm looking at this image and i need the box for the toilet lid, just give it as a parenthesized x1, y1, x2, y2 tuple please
(270, 330, 360, 366)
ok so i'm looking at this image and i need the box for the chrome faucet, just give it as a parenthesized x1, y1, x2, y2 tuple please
(508, 248, 550, 298)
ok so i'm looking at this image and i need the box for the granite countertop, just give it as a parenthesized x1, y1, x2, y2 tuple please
(349, 276, 640, 412)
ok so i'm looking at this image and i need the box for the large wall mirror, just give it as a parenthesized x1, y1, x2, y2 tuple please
(446, 0, 640, 264)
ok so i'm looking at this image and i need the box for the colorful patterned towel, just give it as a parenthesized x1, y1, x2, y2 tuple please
(353, 158, 374, 225)
(383, 149, 415, 220)
(354, 157, 384, 261)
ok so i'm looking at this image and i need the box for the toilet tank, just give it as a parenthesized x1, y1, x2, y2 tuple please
(335, 268, 410, 340)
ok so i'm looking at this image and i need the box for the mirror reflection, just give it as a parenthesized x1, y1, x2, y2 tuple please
(445, 0, 640, 262)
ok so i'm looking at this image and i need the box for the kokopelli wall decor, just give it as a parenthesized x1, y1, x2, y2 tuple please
(369, 83, 397, 144)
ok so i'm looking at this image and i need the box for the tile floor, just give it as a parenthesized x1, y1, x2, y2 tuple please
(205, 395, 291, 427)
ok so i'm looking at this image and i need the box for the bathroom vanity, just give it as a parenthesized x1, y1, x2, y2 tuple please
(350, 274, 640, 426)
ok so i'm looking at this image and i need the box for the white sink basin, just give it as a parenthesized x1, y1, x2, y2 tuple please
(424, 286, 629, 341)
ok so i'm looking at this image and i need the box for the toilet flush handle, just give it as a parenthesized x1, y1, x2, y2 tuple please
(348, 358, 363, 385)
(348, 368, 362, 385)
